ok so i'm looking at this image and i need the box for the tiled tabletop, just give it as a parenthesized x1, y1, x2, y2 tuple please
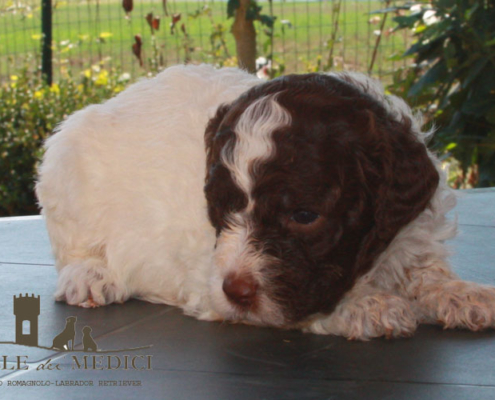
(0, 189, 494, 400)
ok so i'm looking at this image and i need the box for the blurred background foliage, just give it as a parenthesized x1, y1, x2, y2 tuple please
(386, 0, 495, 188)
(0, 58, 129, 215)
(0, 0, 494, 216)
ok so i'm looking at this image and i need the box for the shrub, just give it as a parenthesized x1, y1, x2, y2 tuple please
(384, 0, 495, 187)
(0, 61, 130, 216)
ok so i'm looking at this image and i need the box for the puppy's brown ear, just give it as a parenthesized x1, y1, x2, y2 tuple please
(204, 104, 231, 180)
(355, 115, 440, 277)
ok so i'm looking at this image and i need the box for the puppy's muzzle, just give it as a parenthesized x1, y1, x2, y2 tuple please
(222, 273, 258, 307)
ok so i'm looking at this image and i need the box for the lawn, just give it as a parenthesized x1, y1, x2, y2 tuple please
(1, 0, 411, 81)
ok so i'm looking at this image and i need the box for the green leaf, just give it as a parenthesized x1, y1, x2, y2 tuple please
(245, 3, 262, 21)
(404, 35, 446, 61)
(263, 38, 271, 54)
(471, 145, 479, 165)
(461, 98, 494, 117)
(449, 89, 467, 109)
(393, 13, 423, 30)
(443, 40, 458, 69)
(369, 6, 403, 15)
(414, 24, 427, 34)
(387, 53, 406, 62)
(462, 58, 488, 89)
(465, 3, 479, 21)
(408, 60, 447, 97)
(227, 0, 239, 18)
(259, 14, 276, 28)
(485, 106, 495, 125)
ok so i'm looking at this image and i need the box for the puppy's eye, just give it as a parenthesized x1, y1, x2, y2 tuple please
(291, 210, 320, 225)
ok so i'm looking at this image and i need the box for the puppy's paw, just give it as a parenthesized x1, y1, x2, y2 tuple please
(78, 295, 101, 309)
(55, 259, 129, 307)
(418, 281, 495, 331)
(195, 310, 224, 322)
(305, 293, 417, 340)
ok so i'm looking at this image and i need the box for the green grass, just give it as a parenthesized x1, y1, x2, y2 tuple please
(1, 0, 411, 81)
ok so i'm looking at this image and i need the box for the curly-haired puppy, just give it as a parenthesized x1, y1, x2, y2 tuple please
(52, 316, 77, 350)
(36, 64, 495, 340)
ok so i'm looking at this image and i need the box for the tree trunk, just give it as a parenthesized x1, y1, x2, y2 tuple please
(231, 0, 256, 74)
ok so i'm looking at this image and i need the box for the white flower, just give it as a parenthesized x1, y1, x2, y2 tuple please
(369, 16, 381, 25)
(423, 10, 439, 25)
(118, 73, 131, 82)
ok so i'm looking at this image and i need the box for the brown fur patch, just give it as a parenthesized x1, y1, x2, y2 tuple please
(204, 73, 439, 324)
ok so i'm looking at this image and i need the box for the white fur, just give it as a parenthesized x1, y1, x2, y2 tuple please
(37, 64, 495, 340)
(36, 64, 260, 320)
(208, 212, 284, 326)
(221, 94, 291, 210)
(210, 96, 292, 323)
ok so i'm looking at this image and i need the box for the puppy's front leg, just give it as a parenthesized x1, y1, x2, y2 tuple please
(55, 258, 129, 308)
(410, 261, 495, 331)
(304, 283, 418, 340)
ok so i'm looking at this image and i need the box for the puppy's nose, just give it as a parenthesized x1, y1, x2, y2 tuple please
(222, 274, 258, 307)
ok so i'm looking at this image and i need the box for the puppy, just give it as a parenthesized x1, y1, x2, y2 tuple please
(52, 316, 77, 350)
(36, 64, 495, 340)
(82, 326, 97, 352)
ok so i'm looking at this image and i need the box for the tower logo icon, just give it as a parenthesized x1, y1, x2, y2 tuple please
(13, 293, 40, 347)
(2, 293, 151, 355)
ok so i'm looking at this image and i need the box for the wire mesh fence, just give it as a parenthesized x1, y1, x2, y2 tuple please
(1, 0, 411, 82)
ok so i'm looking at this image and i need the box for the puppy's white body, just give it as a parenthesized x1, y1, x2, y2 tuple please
(37, 64, 495, 340)
(36, 65, 259, 318)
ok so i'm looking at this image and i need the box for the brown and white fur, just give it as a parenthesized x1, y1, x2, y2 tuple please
(36, 64, 495, 340)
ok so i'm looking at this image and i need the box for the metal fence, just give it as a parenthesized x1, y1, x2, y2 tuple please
(0, 0, 410, 82)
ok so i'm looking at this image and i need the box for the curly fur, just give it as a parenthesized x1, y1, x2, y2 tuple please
(36, 64, 495, 340)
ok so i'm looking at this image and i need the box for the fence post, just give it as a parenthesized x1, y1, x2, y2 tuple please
(41, 0, 53, 85)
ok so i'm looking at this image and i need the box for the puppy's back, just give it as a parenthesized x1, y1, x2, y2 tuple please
(36, 65, 260, 308)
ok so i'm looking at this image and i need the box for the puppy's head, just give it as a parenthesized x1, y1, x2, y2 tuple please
(204, 73, 439, 327)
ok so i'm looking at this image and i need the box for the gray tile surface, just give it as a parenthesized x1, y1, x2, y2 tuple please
(0, 189, 494, 399)
(454, 189, 495, 227)
(0, 216, 53, 265)
(0, 263, 170, 363)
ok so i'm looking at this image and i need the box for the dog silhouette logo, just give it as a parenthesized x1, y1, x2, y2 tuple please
(1, 293, 151, 353)
(82, 326, 98, 352)
(52, 316, 77, 350)
(52, 319, 98, 352)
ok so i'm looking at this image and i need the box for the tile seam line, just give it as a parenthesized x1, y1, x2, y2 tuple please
(1, 221, 495, 267)
(0, 262, 54, 267)
(459, 223, 495, 229)
(124, 369, 495, 389)
(106, 367, 495, 388)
